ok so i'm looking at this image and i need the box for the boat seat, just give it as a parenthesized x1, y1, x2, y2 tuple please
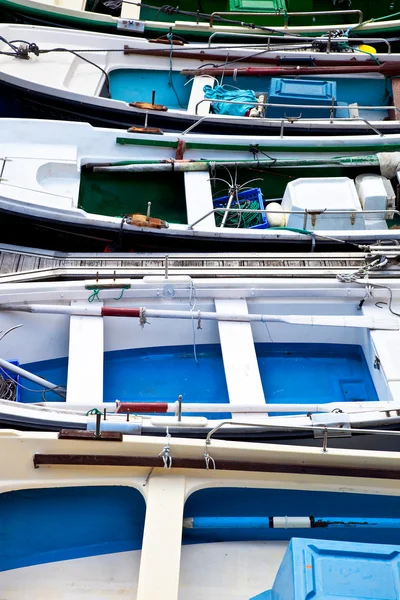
(66, 300, 104, 404)
(187, 75, 216, 116)
(39, 0, 87, 12)
(215, 298, 266, 418)
(120, 0, 141, 19)
(391, 78, 400, 120)
(184, 171, 216, 229)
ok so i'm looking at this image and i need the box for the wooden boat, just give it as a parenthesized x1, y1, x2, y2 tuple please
(2, 119, 400, 252)
(0, 0, 400, 42)
(4, 24, 400, 135)
(3, 428, 400, 598)
(2, 265, 400, 450)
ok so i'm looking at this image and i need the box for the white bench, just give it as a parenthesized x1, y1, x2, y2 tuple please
(120, 0, 141, 19)
(66, 300, 104, 405)
(40, 0, 86, 12)
(187, 75, 215, 116)
(184, 171, 216, 229)
(215, 298, 267, 418)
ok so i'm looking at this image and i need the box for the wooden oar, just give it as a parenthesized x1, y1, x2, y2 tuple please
(123, 45, 386, 68)
(181, 62, 400, 77)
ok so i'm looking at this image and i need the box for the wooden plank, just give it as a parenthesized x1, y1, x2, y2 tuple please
(120, 0, 141, 19)
(66, 300, 104, 405)
(137, 476, 186, 600)
(18, 255, 41, 272)
(0, 252, 20, 274)
(184, 171, 216, 229)
(187, 75, 215, 116)
(58, 429, 122, 441)
(215, 298, 266, 418)
(32, 454, 400, 480)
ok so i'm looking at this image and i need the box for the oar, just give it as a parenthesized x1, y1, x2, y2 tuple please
(88, 154, 381, 174)
(0, 304, 397, 330)
(181, 62, 400, 78)
(183, 516, 400, 530)
(124, 45, 386, 68)
(0, 357, 66, 399)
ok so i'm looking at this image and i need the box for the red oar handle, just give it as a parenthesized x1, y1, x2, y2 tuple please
(116, 402, 169, 414)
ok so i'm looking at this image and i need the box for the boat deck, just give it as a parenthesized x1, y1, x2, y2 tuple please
(0, 244, 400, 282)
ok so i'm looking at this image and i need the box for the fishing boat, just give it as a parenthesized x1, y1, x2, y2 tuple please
(2, 428, 400, 598)
(2, 119, 400, 252)
(3, 24, 400, 135)
(1, 264, 400, 449)
(0, 0, 400, 43)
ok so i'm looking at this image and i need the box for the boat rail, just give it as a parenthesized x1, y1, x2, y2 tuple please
(181, 114, 386, 136)
(207, 32, 392, 53)
(194, 98, 399, 118)
(209, 9, 363, 29)
(188, 207, 400, 230)
(205, 420, 400, 451)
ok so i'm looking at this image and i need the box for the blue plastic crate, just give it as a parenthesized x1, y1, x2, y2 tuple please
(0, 360, 20, 402)
(213, 187, 268, 229)
(251, 537, 400, 600)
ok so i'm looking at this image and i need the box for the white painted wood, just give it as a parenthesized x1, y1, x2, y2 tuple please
(215, 298, 266, 418)
(40, 0, 86, 11)
(66, 300, 104, 404)
(137, 475, 186, 600)
(187, 75, 215, 116)
(179, 541, 288, 600)
(0, 542, 287, 600)
(362, 302, 400, 384)
(121, 0, 141, 19)
(0, 551, 141, 599)
(184, 171, 216, 229)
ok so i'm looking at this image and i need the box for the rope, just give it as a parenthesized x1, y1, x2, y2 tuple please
(158, 428, 172, 468)
(86, 407, 103, 415)
(0, 38, 111, 97)
(0, 372, 16, 401)
(114, 285, 130, 300)
(88, 288, 101, 302)
(336, 255, 400, 317)
(189, 280, 198, 364)
(204, 450, 216, 470)
(139, 306, 148, 328)
(167, 31, 185, 109)
(0, 365, 64, 401)
(110, 0, 302, 36)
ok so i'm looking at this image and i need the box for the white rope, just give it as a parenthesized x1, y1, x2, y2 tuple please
(139, 306, 148, 328)
(189, 281, 199, 364)
(158, 429, 172, 469)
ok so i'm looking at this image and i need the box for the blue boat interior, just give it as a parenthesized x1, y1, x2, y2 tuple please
(2, 485, 400, 572)
(13, 343, 378, 416)
(108, 69, 392, 120)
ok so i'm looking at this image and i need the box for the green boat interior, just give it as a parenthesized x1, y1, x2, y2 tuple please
(86, 0, 400, 29)
(78, 162, 400, 230)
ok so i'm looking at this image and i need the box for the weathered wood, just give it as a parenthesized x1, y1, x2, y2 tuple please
(0, 248, 400, 281)
(57, 430, 122, 441)
(32, 453, 400, 480)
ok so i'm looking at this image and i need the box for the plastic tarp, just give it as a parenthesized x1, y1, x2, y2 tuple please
(203, 85, 257, 116)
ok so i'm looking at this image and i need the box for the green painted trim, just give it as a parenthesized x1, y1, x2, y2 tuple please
(1, 0, 400, 39)
(115, 136, 400, 154)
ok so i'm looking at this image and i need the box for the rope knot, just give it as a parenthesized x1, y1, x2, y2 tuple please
(139, 306, 148, 328)
(160, 4, 179, 15)
(158, 430, 172, 469)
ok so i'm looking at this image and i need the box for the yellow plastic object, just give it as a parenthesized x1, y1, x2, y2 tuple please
(358, 44, 377, 54)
